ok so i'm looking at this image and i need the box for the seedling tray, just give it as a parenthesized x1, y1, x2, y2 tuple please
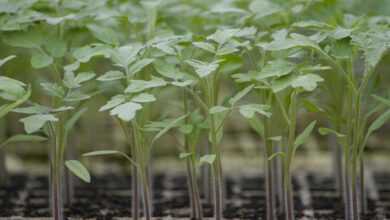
(0, 172, 387, 220)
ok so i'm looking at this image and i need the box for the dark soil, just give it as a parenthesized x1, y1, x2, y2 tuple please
(0, 172, 387, 219)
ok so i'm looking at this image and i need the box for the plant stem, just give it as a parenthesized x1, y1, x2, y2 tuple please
(264, 115, 276, 220)
(210, 114, 223, 220)
(359, 157, 367, 215)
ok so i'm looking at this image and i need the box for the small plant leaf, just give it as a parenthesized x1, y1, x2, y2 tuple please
(83, 150, 138, 167)
(209, 106, 229, 114)
(268, 151, 285, 161)
(199, 154, 216, 165)
(128, 59, 155, 76)
(65, 160, 91, 183)
(179, 152, 193, 159)
(372, 95, 390, 107)
(0, 55, 16, 67)
(99, 95, 126, 112)
(229, 85, 254, 106)
(294, 120, 317, 149)
(132, 93, 156, 103)
(186, 59, 220, 78)
(193, 42, 215, 53)
(256, 59, 295, 81)
(125, 77, 167, 93)
(31, 51, 53, 69)
(65, 107, 88, 134)
(87, 24, 119, 45)
(239, 104, 271, 119)
(110, 102, 142, 122)
(20, 114, 58, 134)
(291, 74, 324, 91)
(366, 109, 390, 137)
(0, 134, 47, 148)
(97, 71, 125, 81)
(318, 127, 345, 138)
(152, 114, 188, 144)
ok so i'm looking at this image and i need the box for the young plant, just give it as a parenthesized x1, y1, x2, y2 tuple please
(185, 27, 257, 220)
(0, 55, 48, 185)
(254, 31, 326, 220)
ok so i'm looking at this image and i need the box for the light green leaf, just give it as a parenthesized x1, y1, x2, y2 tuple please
(99, 95, 126, 112)
(294, 121, 317, 149)
(3, 31, 44, 48)
(83, 150, 138, 167)
(152, 114, 188, 144)
(65, 160, 91, 183)
(209, 106, 229, 114)
(45, 37, 66, 58)
(179, 152, 193, 159)
(0, 76, 26, 101)
(199, 154, 216, 165)
(125, 77, 167, 93)
(128, 59, 155, 76)
(0, 134, 47, 148)
(366, 109, 390, 137)
(13, 104, 51, 114)
(87, 24, 119, 45)
(0, 86, 31, 118)
(132, 93, 156, 103)
(72, 44, 111, 63)
(193, 42, 215, 53)
(318, 127, 345, 138)
(20, 114, 58, 134)
(97, 71, 125, 81)
(249, 0, 282, 19)
(256, 59, 295, 81)
(372, 95, 390, 107)
(229, 85, 254, 106)
(110, 102, 142, 121)
(65, 107, 88, 134)
(0, 55, 16, 67)
(291, 74, 324, 91)
(75, 72, 96, 84)
(186, 59, 220, 78)
(40, 82, 65, 98)
(268, 151, 285, 161)
(31, 51, 53, 69)
(239, 104, 271, 118)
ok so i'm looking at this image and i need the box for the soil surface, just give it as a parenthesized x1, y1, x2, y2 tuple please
(0, 173, 387, 219)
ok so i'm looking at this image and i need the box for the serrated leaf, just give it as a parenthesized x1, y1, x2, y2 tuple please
(20, 114, 58, 134)
(31, 51, 53, 69)
(97, 71, 125, 81)
(65, 160, 91, 183)
(110, 102, 142, 121)
(239, 104, 271, 118)
(294, 121, 317, 149)
(199, 154, 216, 165)
(72, 44, 111, 63)
(256, 59, 295, 81)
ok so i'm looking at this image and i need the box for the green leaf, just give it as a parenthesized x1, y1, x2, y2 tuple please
(199, 154, 216, 165)
(65, 160, 91, 183)
(179, 152, 193, 159)
(153, 61, 180, 80)
(132, 93, 156, 103)
(366, 109, 390, 137)
(87, 24, 119, 45)
(294, 121, 317, 149)
(125, 77, 167, 93)
(209, 106, 229, 114)
(40, 82, 65, 98)
(0, 76, 26, 101)
(110, 102, 142, 121)
(31, 51, 53, 69)
(268, 151, 285, 161)
(0, 134, 47, 148)
(372, 95, 390, 107)
(249, 0, 282, 19)
(45, 37, 66, 58)
(65, 107, 88, 134)
(262, 33, 321, 52)
(256, 59, 295, 81)
(193, 42, 216, 53)
(13, 104, 51, 114)
(239, 104, 271, 118)
(97, 71, 125, 81)
(128, 59, 155, 76)
(291, 74, 324, 91)
(75, 72, 96, 84)
(0, 86, 31, 118)
(186, 59, 220, 78)
(99, 95, 126, 112)
(229, 85, 254, 106)
(83, 150, 138, 167)
(268, 136, 282, 142)
(318, 127, 345, 138)
(152, 114, 188, 144)
(20, 114, 58, 134)
(302, 99, 324, 113)
(0, 55, 16, 67)
(72, 44, 111, 63)
(3, 31, 44, 48)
